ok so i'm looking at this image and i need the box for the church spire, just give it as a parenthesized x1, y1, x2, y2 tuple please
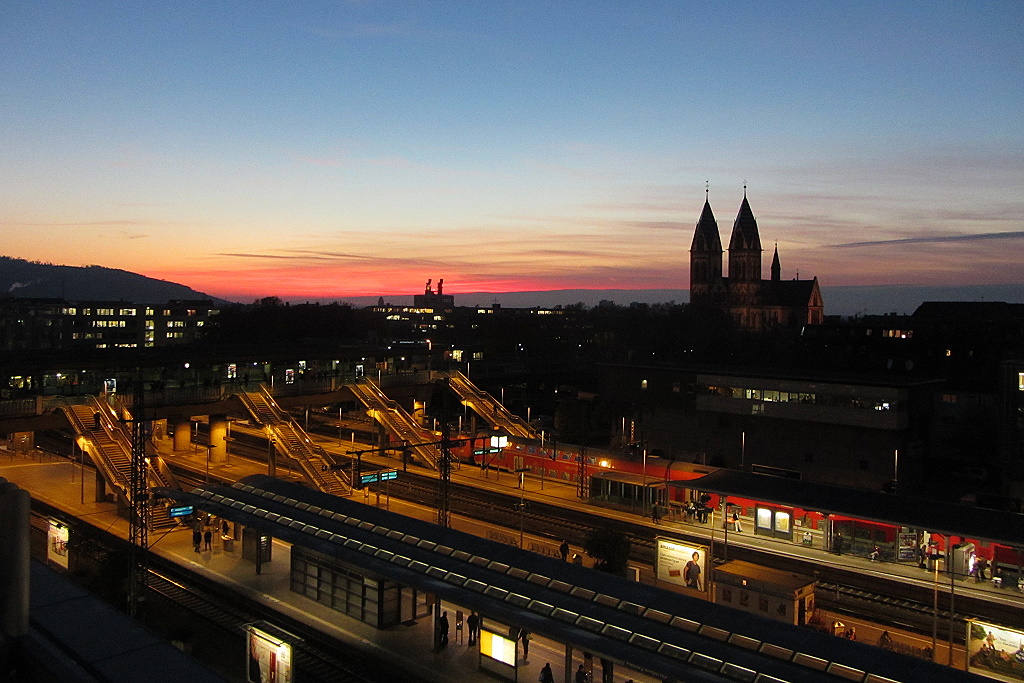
(689, 188, 723, 306)
(771, 242, 781, 281)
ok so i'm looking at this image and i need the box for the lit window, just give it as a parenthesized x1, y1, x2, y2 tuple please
(641, 379, 648, 390)
(119, 308, 136, 316)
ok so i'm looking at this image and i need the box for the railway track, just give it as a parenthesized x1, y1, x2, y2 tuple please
(143, 557, 407, 683)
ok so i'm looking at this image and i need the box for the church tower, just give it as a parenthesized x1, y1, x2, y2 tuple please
(688, 194, 723, 306)
(727, 193, 762, 304)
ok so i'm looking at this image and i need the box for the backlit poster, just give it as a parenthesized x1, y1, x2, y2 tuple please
(479, 629, 516, 666)
(47, 519, 69, 569)
(247, 626, 292, 683)
(968, 620, 1024, 682)
(655, 538, 709, 593)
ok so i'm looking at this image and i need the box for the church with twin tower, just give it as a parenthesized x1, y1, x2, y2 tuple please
(689, 190, 823, 332)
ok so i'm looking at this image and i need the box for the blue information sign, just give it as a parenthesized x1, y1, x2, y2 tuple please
(168, 505, 194, 518)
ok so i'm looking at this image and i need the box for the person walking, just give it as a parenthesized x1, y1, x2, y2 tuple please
(559, 539, 570, 561)
(539, 662, 555, 683)
(520, 629, 530, 659)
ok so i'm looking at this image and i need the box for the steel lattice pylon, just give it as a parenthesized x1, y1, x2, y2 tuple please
(127, 379, 149, 618)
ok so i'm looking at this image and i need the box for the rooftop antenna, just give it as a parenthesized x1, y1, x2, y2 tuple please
(705, 179, 709, 200)
(743, 180, 747, 198)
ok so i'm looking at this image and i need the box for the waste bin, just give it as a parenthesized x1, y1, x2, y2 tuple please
(222, 536, 234, 552)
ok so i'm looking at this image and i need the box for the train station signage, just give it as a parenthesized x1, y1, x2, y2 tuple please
(168, 505, 195, 518)
(359, 469, 398, 486)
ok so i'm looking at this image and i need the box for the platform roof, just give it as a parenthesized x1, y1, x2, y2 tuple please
(158, 474, 984, 683)
(677, 470, 1024, 547)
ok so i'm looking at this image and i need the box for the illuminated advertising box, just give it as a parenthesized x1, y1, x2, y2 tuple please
(479, 628, 517, 666)
(968, 619, 1024, 682)
(247, 625, 292, 683)
(656, 538, 709, 593)
(47, 519, 69, 569)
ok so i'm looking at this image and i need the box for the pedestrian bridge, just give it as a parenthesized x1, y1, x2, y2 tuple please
(159, 475, 976, 683)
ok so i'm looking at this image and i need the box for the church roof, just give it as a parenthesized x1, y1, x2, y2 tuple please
(690, 199, 722, 252)
(764, 278, 819, 308)
(728, 196, 761, 251)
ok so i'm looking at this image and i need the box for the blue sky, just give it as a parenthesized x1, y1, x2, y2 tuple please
(1, 1, 1022, 302)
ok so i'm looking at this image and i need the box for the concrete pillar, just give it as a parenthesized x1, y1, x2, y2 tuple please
(95, 466, 107, 503)
(209, 414, 228, 464)
(170, 415, 191, 452)
(563, 644, 573, 683)
(0, 478, 31, 642)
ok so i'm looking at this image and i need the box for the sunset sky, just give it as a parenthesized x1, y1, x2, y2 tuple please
(2, 2, 1022, 303)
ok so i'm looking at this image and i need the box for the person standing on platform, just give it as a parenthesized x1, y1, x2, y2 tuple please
(833, 533, 843, 555)
(539, 662, 555, 683)
(438, 611, 449, 647)
(192, 528, 202, 553)
(559, 539, 570, 561)
(467, 612, 479, 645)
(651, 504, 661, 524)
(976, 556, 989, 582)
(204, 528, 212, 551)
(575, 664, 587, 683)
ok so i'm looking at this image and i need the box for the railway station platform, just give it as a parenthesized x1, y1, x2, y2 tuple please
(2, 439, 1020, 680)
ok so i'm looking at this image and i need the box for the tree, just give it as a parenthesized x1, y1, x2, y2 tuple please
(582, 527, 631, 577)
